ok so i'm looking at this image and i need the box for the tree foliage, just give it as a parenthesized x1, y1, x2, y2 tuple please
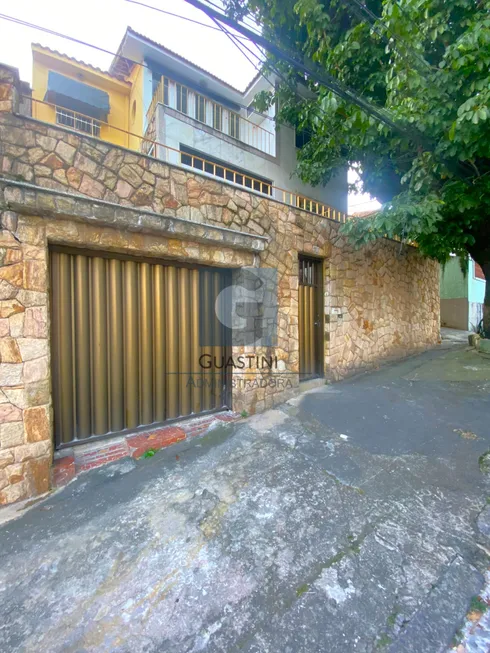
(226, 0, 490, 329)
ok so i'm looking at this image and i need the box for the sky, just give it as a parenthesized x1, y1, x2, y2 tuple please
(0, 0, 379, 212)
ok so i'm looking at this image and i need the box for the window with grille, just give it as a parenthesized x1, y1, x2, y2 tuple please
(180, 145, 272, 196)
(162, 77, 169, 105)
(152, 75, 169, 105)
(213, 104, 222, 131)
(55, 107, 101, 137)
(229, 112, 240, 139)
(176, 84, 188, 114)
(195, 94, 206, 123)
(299, 257, 318, 287)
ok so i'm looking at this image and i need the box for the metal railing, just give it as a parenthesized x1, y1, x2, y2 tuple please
(55, 106, 101, 138)
(147, 75, 276, 156)
(24, 96, 349, 224)
(180, 149, 273, 196)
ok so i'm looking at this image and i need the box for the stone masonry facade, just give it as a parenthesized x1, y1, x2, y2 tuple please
(0, 65, 440, 504)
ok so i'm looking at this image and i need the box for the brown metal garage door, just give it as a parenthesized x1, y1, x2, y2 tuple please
(50, 247, 231, 447)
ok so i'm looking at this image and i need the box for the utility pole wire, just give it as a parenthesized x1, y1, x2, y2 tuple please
(123, 0, 253, 39)
(210, 14, 281, 92)
(182, 0, 426, 143)
(182, 0, 472, 182)
(348, 0, 448, 93)
(0, 12, 269, 119)
(201, 0, 263, 36)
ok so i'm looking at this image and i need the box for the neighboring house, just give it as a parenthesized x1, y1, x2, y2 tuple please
(32, 44, 141, 151)
(31, 28, 347, 215)
(440, 257, 486, 331)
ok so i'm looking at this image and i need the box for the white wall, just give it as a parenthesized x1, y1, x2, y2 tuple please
(468, 259, 486, 330)
(468, 259, 486, 304)
(157, 106, 348, 213)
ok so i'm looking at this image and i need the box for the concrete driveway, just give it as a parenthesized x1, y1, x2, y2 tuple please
(1, 344, 490, 653)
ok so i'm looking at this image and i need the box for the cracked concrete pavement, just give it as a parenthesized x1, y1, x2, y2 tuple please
(0, 344, 490, 652)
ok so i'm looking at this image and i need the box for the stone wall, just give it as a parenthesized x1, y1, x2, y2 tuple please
(0, 65, 440, 504)
(0, 193, 262, 505)
(0, 206, 51, 505)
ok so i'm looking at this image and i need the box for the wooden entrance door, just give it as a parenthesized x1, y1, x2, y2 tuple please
(298, 256, 324, 380)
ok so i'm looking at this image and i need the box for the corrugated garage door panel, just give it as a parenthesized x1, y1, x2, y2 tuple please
(50, 248, 230, 447)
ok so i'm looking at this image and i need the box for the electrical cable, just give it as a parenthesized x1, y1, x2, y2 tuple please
(211, 16, 277, 89)
(0, 12, 271, 119)
(348, 0, 446, 88)
(1, 4, 472, 182)
(182, 0, 473, 182)
(200, 0, 263, 36)
(182, 0, 423, 137)
(123, 0, 253, 39)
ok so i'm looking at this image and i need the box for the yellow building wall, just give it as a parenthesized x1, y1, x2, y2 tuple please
(32, 47, 132, 149)
(128, 63, 145, 150)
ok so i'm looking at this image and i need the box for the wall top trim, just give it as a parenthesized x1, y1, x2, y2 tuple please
(0, 178, 267, 253)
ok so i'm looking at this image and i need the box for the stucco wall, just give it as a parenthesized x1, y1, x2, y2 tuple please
(0, 66, 440, 504)
(439, 258, 485, 330)
(468, 260, 485, 330)
(468, 259, 486, 305)
(440, 258, 468, 299)
(441, 298, 469, 330)
(31, 46, 132, 149)
(157, 105, 348, 213)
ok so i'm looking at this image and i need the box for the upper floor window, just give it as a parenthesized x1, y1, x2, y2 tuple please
(229, 112, 240, 139)
(56, 107, 100, 138)
(213, 104, 223, 131)
(195, 93, 206, 123)
(152, 74, 169, 105)
(152, 73, 159, 96)
(180, 145, 272, 196)
(295, 128, 312, 149)
(176, 84, 188, 114)
(162, 77, 169, 105)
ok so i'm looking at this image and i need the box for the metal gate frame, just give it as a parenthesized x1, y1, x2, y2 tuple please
(50, 246, 232, 448)
(298, 254, 325, 381)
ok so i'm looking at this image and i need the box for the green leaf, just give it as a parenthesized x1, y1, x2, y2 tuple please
(235, 0, 490, 267)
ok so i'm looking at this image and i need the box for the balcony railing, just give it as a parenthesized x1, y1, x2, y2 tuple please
(146, 76, 276, 156)
(26, 96, 349, 224)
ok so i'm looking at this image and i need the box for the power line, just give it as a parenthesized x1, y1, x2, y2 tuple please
(0, 5, 412, 145)
(211, 15, 279, 91)
(122, 0, 253, 39)
(349, 198, 380, 208)
(0, 12, 269, 118)
(181, 0, 427, 142)
(0, 13, 126, 63)
(182, 0, 472, 182)
(201, 0, 263, 36)
(348, 0, 447, 92)
(213, 19, 262, 75)
(2, 4, 471, 182)
(216, 18, 313, 127)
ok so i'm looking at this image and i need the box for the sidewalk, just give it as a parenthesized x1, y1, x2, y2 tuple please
(0, 345, 489, 652)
